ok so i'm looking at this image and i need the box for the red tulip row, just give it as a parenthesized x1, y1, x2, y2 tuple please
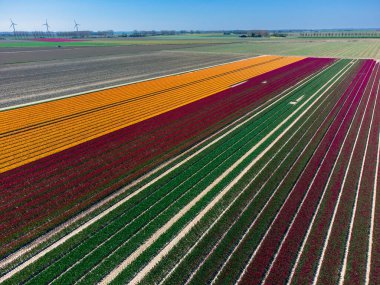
(0, 58, 333, 258)
(1, 58, 326, 191)
(366, 71, 380, 285)
(120, 59, 357, 285)
(289, 60, 378, 285)
(238, 59, 375, 284)
(0, 59, 324, 212)
(339, 61, 380, 284)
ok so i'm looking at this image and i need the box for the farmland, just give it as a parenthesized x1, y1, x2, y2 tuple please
(0, 46, 247, 108)
(0, 48, 379, 285)
(2, 36, 379, 59)
(2, 36, 380, 109)
(180, 37, 380, 59)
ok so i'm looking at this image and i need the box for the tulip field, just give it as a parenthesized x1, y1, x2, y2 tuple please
(0, 55, 379, 284)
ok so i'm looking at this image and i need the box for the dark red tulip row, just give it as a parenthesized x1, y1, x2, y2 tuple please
(366, 68, 380, 285)
(370, 83, 380, 285)
(238, 59, 375, 284)
(0, 57, 333, 258)
(288, 60, 378, 285)
(315, 61, 380, 285)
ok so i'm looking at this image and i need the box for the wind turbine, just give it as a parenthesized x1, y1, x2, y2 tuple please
(74, 20, 80, 32)
(43, 19, 50, 32)
(9, 19, 17, 34)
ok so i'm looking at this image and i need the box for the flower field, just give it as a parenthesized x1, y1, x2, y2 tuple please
(0, 55, 378, 284)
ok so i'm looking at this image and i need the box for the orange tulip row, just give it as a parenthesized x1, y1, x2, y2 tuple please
(0, 55, 304, 173)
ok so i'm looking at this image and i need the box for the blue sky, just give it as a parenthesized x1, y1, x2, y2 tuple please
(1, 0, 379, 31)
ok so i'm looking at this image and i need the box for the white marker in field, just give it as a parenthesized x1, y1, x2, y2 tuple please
(230, 80, 247, 88)
(290, 95, 304, 105)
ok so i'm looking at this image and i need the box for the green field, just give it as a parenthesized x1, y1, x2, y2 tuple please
(1, 35, 379, 59)
(0, 41, 112, 48)
(179, 38, 380, 59)
(0, 36, 241, 48)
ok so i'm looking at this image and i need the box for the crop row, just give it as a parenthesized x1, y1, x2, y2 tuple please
(2, 57, 354, 282)
(289, 60, 377, 285)
(0, 56, 302, 173)
(0, 57, 332, 276)
(189, 59, 357, 285)
(254, 59, 375, 285)
(139, 59, 361, 285)
(1, 55, 280, 132)
(5, 58, 378, 285)
(340, 61, 380, 285)
(2, 58, 339, 284)
(0, 58, 331, 258)
(146, 59, 376, 284)
(367, 66, 380, 285)
(111, 59, 357, 284)
(21, 77, 302, 282)
(309, 60, 378, 285)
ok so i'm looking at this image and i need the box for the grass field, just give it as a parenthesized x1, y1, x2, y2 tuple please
(0, 37, 242, 48)
(2, 36, 380, 59)
(180, 38, 380, 59)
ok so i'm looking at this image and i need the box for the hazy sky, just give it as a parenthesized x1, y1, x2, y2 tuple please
(1, 0, 379, 31)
